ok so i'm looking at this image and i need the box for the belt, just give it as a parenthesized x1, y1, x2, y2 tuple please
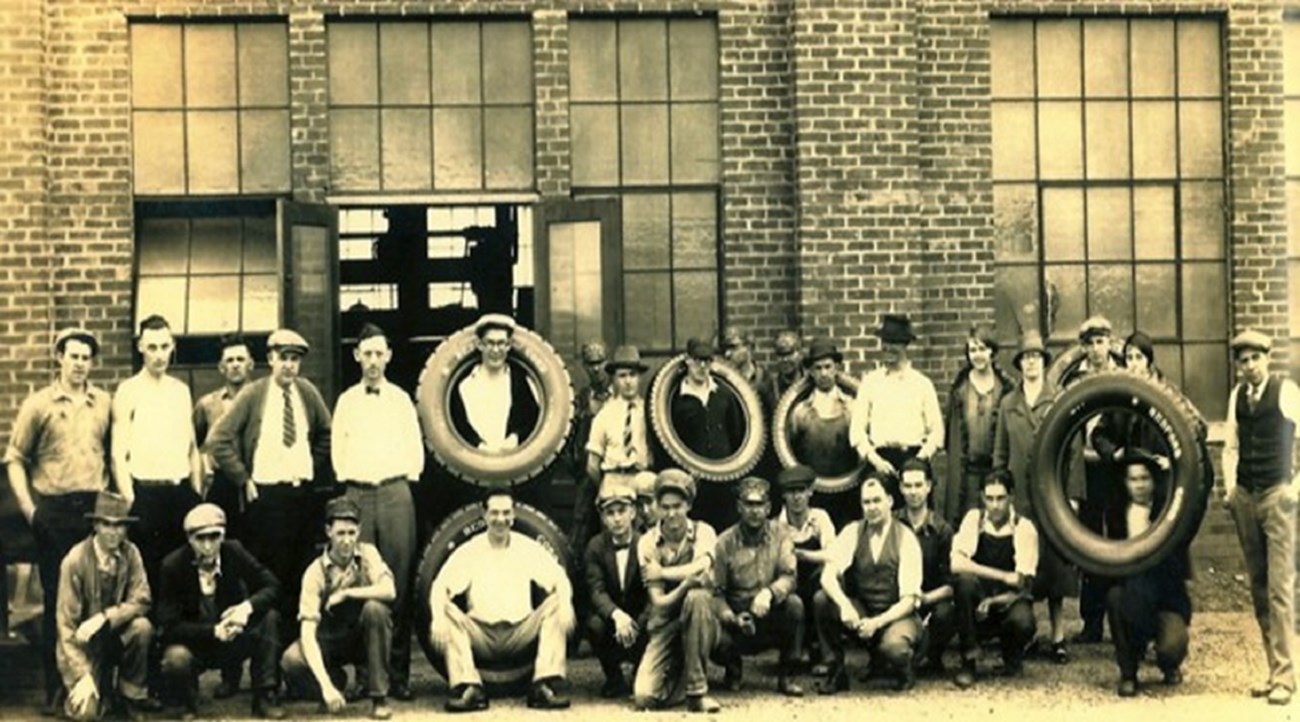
(253, 479, 303, 488)
(344, 476, 407, 489)
(133, 478, 184, 488)
(601, 467, 642, 476)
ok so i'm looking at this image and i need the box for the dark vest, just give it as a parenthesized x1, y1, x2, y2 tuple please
(973, 512, 1018, 594)
(850, 521, 905, 616)
(1236, 377, 1296, 489)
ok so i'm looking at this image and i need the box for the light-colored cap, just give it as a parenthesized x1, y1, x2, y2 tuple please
(183, 503, 227, 534)
(267, 328, 310, 355)
(1230, 329, 1272, 355)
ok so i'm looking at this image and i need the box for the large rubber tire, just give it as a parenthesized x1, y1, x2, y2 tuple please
(1030, 371, 1211, 577)
(416, 325, 573, 486)
(648, 355, 768, 482)
(1046, 345, 1125, 391)
(771, 373, 865, 494)
(413, 502, 570, 690)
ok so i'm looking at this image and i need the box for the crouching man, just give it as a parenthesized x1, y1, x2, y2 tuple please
(56, 491, 156, 722)
(584, 482, 649, 698)
(157, 503, 283, 719)
(430, 489, 574, 713)
(281, 497, 396, 720)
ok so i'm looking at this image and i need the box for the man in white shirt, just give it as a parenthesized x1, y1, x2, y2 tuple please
(849, 315, 943, 509)
(448, 315, 540, 453)
(430, 490, 574, 713)
(332, 323, 423, 701)
(113, 314, 203, 588)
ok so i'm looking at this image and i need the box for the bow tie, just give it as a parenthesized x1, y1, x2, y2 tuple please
(612, 540, 632, 551)
(365, 386, 381, 396)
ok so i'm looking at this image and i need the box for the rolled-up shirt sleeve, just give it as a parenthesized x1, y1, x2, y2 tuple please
(298, 562, 325, 622)
(826, 523, 860, 578)
(1013, 518, 1039, 578)
(950, 510, 980, 562)
(897, 526, 923, 599)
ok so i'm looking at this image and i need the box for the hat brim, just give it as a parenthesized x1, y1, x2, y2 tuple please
(271, 344, 309, 355)
(605, 361, 649, 374)
(1231, 342, 1271, 355)
(876, 331, 917, 344)
(86, 513, 138, 523)
(597, 497, 635, 510)
(654, 485, 694, 502)
(1013, 348, 1052, 369)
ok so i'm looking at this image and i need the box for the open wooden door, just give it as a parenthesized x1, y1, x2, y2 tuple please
(279, 200, 340, 406)
(533, 198, 622, 368)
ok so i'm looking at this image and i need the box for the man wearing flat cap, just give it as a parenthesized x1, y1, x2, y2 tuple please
(760, 331, 805, 413)
(776, 465, 837, 666)
(670, 338, 746, 530)
(449, 314, 541, 453)
(722, 329, 771, 411)
(790, 339, 860, 528)
(208, 327, 332, 623)
(157, 504, 283, 719)
(712, 477, 805, 697)
(56, 492, 154, 722)
(1223, 329, 1300, 705)
(849, 314, 943, 510)
(6, 327, 111, 712)
(584, 482, 649, 698)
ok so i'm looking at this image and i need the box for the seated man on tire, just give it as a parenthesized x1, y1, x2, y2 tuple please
(584, 482, 649, 699)
(430, 489, 575, 713)
(448, 314, 540, 453)
(712, 477, 805, 697)
(813, 475, 924, 694)
(950, 471, 1038, 689)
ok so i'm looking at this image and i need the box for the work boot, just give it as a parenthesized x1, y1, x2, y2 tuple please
(445, 685, 489, 713)
(1117, 678, 1137, 698)
(816, 663, 848, 695)
(686, 694, 720, 713)
(526, 679, 570, 710)
(953, 659, 977, 690)
(251, 690, 286, 720)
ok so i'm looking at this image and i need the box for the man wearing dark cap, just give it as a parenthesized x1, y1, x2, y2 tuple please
(6, 327, 111, 713)
(849, 315, 943, 509)
(282, 497, 395, 720)
(790, 339, 860, 527)
(722, 329, 770, 410)
(634, 469, 721, 713)
(584, 482, 649, 698)
(331, 322, 422, 700)
(760, 331, 805, 411)
(207, 327, 333, 623)
(55, 492, 154, 722)
(157, 504, 283, 719)
(449, 314, 540, 452)
(670, 338, 746, 529)
(1223, 329, 1300, 705)
(711, 477, 805, 696)
(776, 465, 837, 667)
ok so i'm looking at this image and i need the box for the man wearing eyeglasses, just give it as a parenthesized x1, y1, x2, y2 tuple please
(449, 315, 540, 453)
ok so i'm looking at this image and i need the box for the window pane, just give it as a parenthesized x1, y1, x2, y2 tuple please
(328, 23, 378, 106)
(1180, 182, 1225, 259)
(184, 25, 236, 108)
(186, 111, 239, 193)
(133, 111, 186, 193)
(431, 23, 481, 104)
(188, 276, 240, 333)
(380, 23, 430, 105)
(570, 20, 617, 101)
(673, 271, 718, 347)
(620, 20, 668, 101)
(1045, 264, 1086, 341)
(1131, 101, 1177, 179)
(238, 23, 288, 107)
(137, 276, 188, 332)
(1288, 99, 1300, 177)
(1134, 185, 1175, 260)
(244, 216, 277, 273)
(671, 103, 719, 183)
(382, 108, 433, 190)
(571, 104, 619, 186)
(1177, 20, 1221, 97)
(242, 274, 278, 331)
(1084, 20, 1128, 97)
(1042, 187, 1084, 261)
(1038, 102, 1083, 179)
(621, 104, 669, 185)
(240, 109, 290, 193)
(622, 193, 670, 270)
(1084, 101, 1130, 179)
(669, 19, 718, 101)
(1086, 187, 1132, 261)
(1179, 101, 1223, 178)
(1087, 263, 1134, 331)
(138, 218, 189, 275)
(990, 20, 1034, 98)
(624, 272, 672, 349)
(433, 107, 483, 189)
(1154, 342, 1183, 390)
(991, 102, 1036, 180)
(994, 264, 1041, 343)
(1130, 20, 1175, 97)
(1037, 20, 1082, 98)
(483, 22, 533, 104)
(329, 109, 380, 191)
(673, 192, 717, 269)
(484, 107, 534, 189)
(1182, 343, 1228, 420)
(1180, 263, 1227, 341)
(131, 24, 183, 108)
(994, 184, 1038, 262)
(189, 217, 242, 274)
(1135, 263, 1177, 338)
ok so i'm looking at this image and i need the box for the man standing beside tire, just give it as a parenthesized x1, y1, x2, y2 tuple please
(577, 345, 652, 552)
(1222, 329, 1300, 706)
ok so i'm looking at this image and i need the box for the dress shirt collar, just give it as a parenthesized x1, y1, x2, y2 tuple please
(51, 381, 101, 406)
(678, 377, 717, 405)
(896, 508, 938, 536)
(92, 538, 122, 572)
(737, 520, 773, 546)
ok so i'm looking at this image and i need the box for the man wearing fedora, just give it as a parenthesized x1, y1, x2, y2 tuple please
(1222, 329, 1300, 705)
(55, 491, 155, 722)
(789, 338, 860, 528)
(671, 338, 746, 530)
(449, 314, 540, 453)
(331, 322, 423, 701)
(849, 314, 944, 509)
(157, 504, 283, 719)
(6, 327, 112, 713)
(207, 328, 333, 621)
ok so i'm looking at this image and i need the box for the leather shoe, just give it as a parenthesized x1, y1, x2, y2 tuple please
(1269, 686, 1293, 706)
(600, 676, 632, 699)
(953, 661, 977, 690)
(526, 680, 570, 710)
(1117, 679, 1137, 698)
(252, 692, 286, 720)
(1162, 668, 1183, 686)
(721, 658, 743, 691)
(1071, 623, 1103, 644)
(445, 685, 489, 713)
(389, 683, 413, 702)
(686, 694, 721, 713)
(816, 666, 849, 695)
(1251, 682, 1274, 698)
(778, 676, 805, 697)
(371, 699, 393, 720)
(1050, 642, 1070, 665)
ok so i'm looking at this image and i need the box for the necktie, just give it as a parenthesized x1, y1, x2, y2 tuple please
(282, 385, 296, 447)
(1248, 384, 1261, 413)
(623, 401, 636, 461)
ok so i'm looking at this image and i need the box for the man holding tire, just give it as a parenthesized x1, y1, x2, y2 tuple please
(1222, 329, 1300, 706)
(448, 314, 540, 453)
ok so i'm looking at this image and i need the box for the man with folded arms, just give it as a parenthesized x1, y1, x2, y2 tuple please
(584, 482, 649, 698)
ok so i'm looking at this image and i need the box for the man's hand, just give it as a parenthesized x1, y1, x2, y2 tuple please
(75, 613, 106, 644)
(502, 434, 520, 451)
(221, 601, 254, 629)
(321, 682, 346, 713)
(1003, 571, 1022, 589)
(612, 609, 639, 648)
(975, 598, 993, 622)
(854, 616, 879, 640)
(750, 589, 773, 619)
(866, 451, 897, 477)
(838, 604, 861, 628)
(214, 619, 241, 643)
(245, 480, 260, 505)
(67, 675, 99, 718)
(737, 611, 757, 637)
(326, 589, 351, 611)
